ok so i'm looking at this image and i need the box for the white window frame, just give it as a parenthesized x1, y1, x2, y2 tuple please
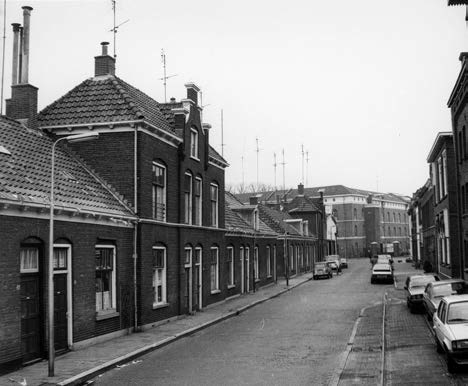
(266, 246, 271, 277)
(210, 183, 219, 228)
(194, 177, 202, 226)
(210, 247, 219, 293)
(254, 246, 259, 280)
(227, 246, 234, 287)
(152, 162, 167, 222)
(190, 128, 199, 160)
(152, 246, 167, 307)
(442, 150, 448, 198)
(240, 246, 245, 293)
(184, 172, 193, 225)
(95, 244, 117, 315)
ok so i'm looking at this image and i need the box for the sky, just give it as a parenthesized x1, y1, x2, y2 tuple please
(0, 0, 467, 196)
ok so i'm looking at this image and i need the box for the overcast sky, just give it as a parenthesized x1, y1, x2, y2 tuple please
(1, 0, 467, 196)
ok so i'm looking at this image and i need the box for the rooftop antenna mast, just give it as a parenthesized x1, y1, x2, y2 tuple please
(110, 1, 129, 59)
(241, 155, 245, 189)
(160, 49, 177, 103)
(301, 144, 304, 183)
(256, 137, 262, 191)
(0, 0, 6, 114)
(281, 149, 286, 195)
(221, 109, 225, 157)
(306, 150, 310, 187)
(273, 152, 277, 190)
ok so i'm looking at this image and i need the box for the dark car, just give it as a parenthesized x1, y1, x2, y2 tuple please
(423, 279, 468, 321)
(326, 261, 341, 275)
(313, 262, 333, 280)
(404, 274, 439, 313)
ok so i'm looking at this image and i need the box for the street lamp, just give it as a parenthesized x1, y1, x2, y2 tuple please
(48, 132, 99, 377)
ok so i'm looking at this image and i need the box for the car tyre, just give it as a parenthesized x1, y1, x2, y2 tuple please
(435, 338, 443, 354)
(446, 351, 457, 373)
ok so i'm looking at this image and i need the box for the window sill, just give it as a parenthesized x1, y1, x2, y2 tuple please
(153, 302, 170, 310)
(190, 156, 200, 162)
(210, 289, 221, 295)
(96, 310, 119, 321)
(255, 279, 260, 283)
(267, 275, 272, 278)
(227, 284, 236, 289)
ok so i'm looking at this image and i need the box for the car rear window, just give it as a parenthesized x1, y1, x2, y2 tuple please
(447, 301, 468, 324)
(433, 282, 468, 298)
(316, 263, 326, 269)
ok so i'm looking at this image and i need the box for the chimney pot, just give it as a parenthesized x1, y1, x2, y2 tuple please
(95, 42, 115, 76)
(101, 41, 110, 56)
(170, 97, 176, 103)
(298, 183, 304, 195)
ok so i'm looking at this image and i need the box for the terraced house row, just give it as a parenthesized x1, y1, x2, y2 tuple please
(0, 8, 324, 372)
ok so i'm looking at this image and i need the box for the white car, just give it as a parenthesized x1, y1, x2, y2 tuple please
(433, 295, 468, 372)
(370, 263, 393, 284)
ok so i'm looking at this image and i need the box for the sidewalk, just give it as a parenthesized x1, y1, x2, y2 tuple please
(2, 273, 313, 386)
(338, 261, 454, 386)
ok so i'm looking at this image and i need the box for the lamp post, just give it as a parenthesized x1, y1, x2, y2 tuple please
(48, 132, 98, 377)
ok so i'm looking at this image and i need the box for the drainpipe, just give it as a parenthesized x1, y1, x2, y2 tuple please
(133, 126, 138, 331)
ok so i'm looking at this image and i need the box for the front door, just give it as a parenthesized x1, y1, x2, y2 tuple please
(20, 274, 42, 363)
(54, 273, 68, 351)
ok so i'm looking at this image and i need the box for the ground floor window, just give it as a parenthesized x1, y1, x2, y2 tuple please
(227, 247, 234, 286)
(254, 247, 259, 279)
(153, 246, 166, 306)
(95, 245, 116, 313)
(20, 247, 39, 273)
(210, 247, 219, 292)
(266, 246, 271, 277)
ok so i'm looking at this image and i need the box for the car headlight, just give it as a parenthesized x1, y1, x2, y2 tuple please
(453, 340, 468, 350)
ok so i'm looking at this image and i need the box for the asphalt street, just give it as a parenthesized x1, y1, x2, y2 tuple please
(92, 259, 390, 386)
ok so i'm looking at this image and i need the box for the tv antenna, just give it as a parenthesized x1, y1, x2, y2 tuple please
(159, 49, 177, 103)
(273, 152, 277, 190)
(255, 137, 262, 191)
(221, 109, 226, 157)
(0, 0, 6, 114)
(109, 1, 129, 58)
(281, 149, 286, 194)
(301, 144, 304, 184)
(305, 150, 310, 187)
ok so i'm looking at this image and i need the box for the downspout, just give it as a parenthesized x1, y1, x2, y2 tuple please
(133, 126, 139, 331)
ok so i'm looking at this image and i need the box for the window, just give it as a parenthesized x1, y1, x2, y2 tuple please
(53, 247, 68, 270)
(442, 150, 448, 198)
(254, 247, 259, 280)
(393, 213, 396, 223)
(190, 128, 199, 159)
(398, 213, 401, 223)
(194, 177, 202, 226)
(184, 246, 192, 266)
(463, 185, 467, 215)
(266, 246, 271, 277)
(210, 247, 219, 292)
(289, 245, 294, 270)
(184, 172, 192, 224)
(20, 247, 39, 273)
(152, 162, 166, 221)
(354, 225, 358, 236)
(95, 245, 116, 314)
(210, 183, 219, 227)
(387, 212, 390, 223)
(353, 208, 357, 220)
(227, 246, 234, 286)
(152, 247, 166, 306)
(399, 227, 402, 236)
(393, 227, 396, 237)
(388, 226, 391, 236)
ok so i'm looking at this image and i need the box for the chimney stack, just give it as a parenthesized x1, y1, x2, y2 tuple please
(185, 83, 200, 105)
(11, 23, 21, 85)
(5, 6, 38, 128)
(20, 6, 33, 84)
(94, 42, 115, 76)
(298, 183, 304, 195)
(249, 196, 259, 205)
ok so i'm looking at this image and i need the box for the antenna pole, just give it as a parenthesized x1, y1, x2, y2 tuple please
(221, 109, 225, 157)
(241, 155, 245, 189)
(273, 152, 277, 190)
(0, 0, 6, 114)
(256, 137, 260, 191)
(301, 144, 304, 183)
(281, 149, 286, 194)
(306, 150, 310, 187)
(161, 49, 167, 103)
(112, 0, 116, 58)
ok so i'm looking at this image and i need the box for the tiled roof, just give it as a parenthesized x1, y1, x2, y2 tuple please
(258, 204, 300, 235)
(288, 195, 320, 213)
(38, 76, 175, 135)
(0, 116, 134, 218)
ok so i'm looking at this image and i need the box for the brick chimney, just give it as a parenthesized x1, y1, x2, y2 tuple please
(249, 196, 259, 205)
(5, 6, 38, 129)
(185, 83, 200, 105)
(94, 42, 115, 76)
(298, 183, 304, 195)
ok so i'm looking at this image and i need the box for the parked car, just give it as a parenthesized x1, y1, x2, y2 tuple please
(326, 261, 341, 275)
(377, 254, 393, 270)
(325, 255, 342, 274)
(433, 295, 468, 372)
(339, 257, 348, 269)
(371, 263, 394, 284)
(423, 280, 468, 321)
(404, 274, 439, 313)
(313, 262, 333, 280)
(405, 256, 413, 263)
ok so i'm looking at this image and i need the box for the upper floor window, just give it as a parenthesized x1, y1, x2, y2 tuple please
(354, 225, 358, 236)
(194, 177, 202, 226)
(152, 246, 167, 306)
(190, 128, 199, 159)
(353, 208, 357, 220)
(152, 162, 166, 221)
(393, 213, 396, 223)
(387, 212, 390, 223)
(184, 172, 192, 224)
(210, 183, 219, 227)
(95, 245, 116, 314)
(398, 213, 401, 223)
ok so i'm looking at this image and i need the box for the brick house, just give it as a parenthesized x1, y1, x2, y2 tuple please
(448, 52, 468, 279)
(37, 43, 229, 328)
(427, 132, 460, 278)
